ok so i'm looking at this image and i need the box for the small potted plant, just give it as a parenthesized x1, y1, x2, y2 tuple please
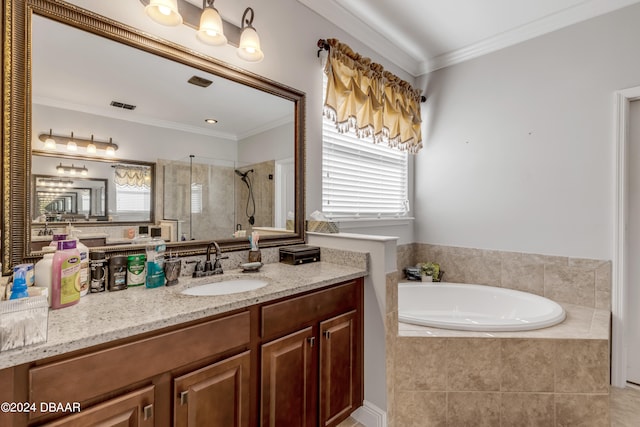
(418, 262, 441, 282)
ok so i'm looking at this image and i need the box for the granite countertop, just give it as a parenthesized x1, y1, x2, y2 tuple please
(0, 260, 367, 369)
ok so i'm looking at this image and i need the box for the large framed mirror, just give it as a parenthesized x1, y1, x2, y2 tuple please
(2, 0, 306, 273)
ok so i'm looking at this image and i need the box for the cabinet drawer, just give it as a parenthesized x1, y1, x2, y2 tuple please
(261, 281, 357, 339)
(29, 311, 250, 412)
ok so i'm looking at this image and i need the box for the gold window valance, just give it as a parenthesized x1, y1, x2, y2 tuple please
(113, 165, 151, 189)
(323, 38, 423, 153)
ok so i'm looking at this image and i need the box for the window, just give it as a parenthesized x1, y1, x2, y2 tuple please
(115, 184, 150, 213)
(322, 80, 409, 219)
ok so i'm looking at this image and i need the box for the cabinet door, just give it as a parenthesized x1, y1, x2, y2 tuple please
(261, 327, 316, 427)
(42, 385, 154, 427)
(174, 351, 251, 427)
(319, 311, 358, 427)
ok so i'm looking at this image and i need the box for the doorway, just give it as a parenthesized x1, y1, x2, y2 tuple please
(614, 86, 640, 387)
(627, 100, 640, 385)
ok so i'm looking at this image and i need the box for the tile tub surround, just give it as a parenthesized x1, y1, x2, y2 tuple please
(401, 243, 611, 309)
(386, 244, 612, 426)
(0, 257, 367, 370)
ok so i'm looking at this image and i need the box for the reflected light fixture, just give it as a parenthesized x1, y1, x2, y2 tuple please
(204, 118, 218, 124)
(67, 132, 78, 152)
(105, 138, 116, 156)
(57, 163, 88, 176)
(145, 0, 183, 26)
(38, 131, 118, 157)
(140, 0, 263, 62)
(86, 135, 97, 154)
(44, 129, 56, 150)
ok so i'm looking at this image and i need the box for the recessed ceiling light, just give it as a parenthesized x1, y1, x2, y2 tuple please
(205, 118, 218, 124)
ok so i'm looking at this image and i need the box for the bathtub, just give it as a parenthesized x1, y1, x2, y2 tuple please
(398, 282, 566, 332)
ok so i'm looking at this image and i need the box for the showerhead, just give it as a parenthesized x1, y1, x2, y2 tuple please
(235, 169, 253, 179)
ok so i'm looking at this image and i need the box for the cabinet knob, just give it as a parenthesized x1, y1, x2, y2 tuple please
(143, 404, 154, 420)
(180, 390, 189, 405)
(307, 336, 315, 347)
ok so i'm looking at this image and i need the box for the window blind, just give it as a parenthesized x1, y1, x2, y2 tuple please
(322, 116, 408, 218)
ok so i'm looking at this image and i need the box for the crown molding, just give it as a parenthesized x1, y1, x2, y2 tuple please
(297, 0, 421, 76)
(299, 0, 640, 77)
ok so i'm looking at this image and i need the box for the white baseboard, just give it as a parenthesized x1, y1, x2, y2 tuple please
(351, 400, 387, 427)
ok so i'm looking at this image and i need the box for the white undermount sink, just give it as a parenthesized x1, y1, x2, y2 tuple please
(181, 279, 268, 296)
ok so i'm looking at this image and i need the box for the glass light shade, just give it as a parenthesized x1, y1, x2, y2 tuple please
(86, 143, 97, 154)
(145, 0, 183, 26)
(69, 168, 76, 175)
(237, 26, 264, 62)
(44, 137, 56, 150)
(57, 167, 64, 175)
(197, 7, 227, 46)
(81, 168, 88, 176)
(105, 145, 116, 156)
(66, 140, 77, 151)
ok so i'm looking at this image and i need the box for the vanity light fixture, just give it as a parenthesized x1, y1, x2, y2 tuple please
(38, 131, 119, 157)
(145, 0, 183, 26)
(66, 132, 78, 152)
(140, 0, 264, 62)
(86, 135, 97, 154)
(43, 129, 56, 150)
(57, 163, 88, 176)
(197, 0, 226, 46)
(237, 8, 263, 62)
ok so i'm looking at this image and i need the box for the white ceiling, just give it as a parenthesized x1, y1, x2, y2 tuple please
(299, 0, 640, 76)
(32, 13, 293, 141)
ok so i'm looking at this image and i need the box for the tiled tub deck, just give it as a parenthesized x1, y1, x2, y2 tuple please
(394, 303, 610, 426)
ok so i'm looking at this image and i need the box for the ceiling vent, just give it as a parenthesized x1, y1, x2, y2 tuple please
(110, 101, 136, 110)
(188, 76, 213, 88)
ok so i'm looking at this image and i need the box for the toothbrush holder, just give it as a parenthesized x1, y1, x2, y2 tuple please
(248, 249, 262, 263)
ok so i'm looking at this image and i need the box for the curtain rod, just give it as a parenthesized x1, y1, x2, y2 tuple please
(317, 39, 426, 103)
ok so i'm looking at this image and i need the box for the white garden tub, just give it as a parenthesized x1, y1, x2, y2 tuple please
(398, 282, 566, 332)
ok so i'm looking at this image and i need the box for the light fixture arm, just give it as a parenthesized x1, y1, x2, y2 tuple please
(241, 7, 255, 30)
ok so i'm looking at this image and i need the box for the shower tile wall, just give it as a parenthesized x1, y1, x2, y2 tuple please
(161, 160, 235, 239)
(234, 160, 275, 232)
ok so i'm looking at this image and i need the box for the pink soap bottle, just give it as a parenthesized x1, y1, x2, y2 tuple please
(51, 240, 81, 309)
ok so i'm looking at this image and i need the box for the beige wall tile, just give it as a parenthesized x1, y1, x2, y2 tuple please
(447, 392, 500, 427)
(500, 393, 554, 427)
(555, 393, 610, 426)
(386, 273, 398, 314)
(395, 391, 446, 427)
(544, 265, 596, 307)
(501, 339, 554, 392)
(447, 339, 501, 391)
(396, 337, 447, 391)
(595, 261, 612, 310)
(500, 253, 545, 295)
(555, 339, 609, 393)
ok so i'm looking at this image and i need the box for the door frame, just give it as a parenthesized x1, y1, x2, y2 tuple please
(613, 85, 640, 387)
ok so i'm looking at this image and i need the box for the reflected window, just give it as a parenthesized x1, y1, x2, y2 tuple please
(191, 183, 203, 214)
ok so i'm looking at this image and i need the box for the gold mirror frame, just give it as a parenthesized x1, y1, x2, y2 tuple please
(2, 0, 306, 274)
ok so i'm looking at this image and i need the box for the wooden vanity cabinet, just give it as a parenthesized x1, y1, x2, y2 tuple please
(173, 351, 251, 427)
(3, 277, 363, 427)
(25, 311, 251, 426)
(260, 279, 363, 427)
(41, 385, 155, 427)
